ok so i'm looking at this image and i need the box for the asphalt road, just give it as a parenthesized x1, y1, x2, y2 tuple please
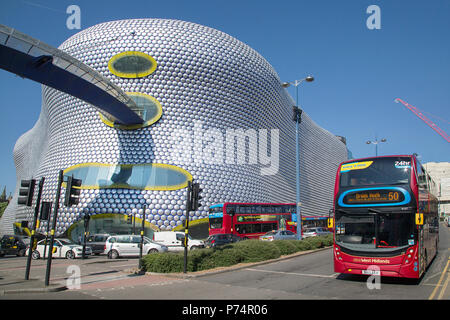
(1, 223, 448, 301)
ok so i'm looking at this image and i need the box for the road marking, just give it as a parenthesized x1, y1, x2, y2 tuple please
(438, 269, 449, 300)
(245, 268, 338, 279)
(428, 258, 450, 300)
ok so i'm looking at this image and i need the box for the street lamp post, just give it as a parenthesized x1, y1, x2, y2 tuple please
(366, 137, 387, 156)
(282, 76, 314, 240)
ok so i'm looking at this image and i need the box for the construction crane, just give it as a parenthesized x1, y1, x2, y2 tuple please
(394, 98, 450, 143)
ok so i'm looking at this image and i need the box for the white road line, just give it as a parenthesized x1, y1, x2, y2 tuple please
(245, 268, 338, 278)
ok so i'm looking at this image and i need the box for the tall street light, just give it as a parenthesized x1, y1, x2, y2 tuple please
(282, 75, 314, 240)
(366, 137, 387, 156)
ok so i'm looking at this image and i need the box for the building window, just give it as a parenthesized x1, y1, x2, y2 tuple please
(108, 51, 157, 78)
(64, 163, 192, 191)
(99, 92, 162, 130)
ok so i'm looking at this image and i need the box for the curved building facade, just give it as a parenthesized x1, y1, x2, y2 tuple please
(0, 19, 347, 238)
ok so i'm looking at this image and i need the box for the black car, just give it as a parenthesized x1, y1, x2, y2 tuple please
(85, 234, 110, 255)
(205, 233, 246, 248)
(0, 235, 29, 257)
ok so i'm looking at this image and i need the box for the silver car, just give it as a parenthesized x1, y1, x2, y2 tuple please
(105, 235, 168, 259)
(260, 230, 297, 241)
(302, 227, 332, 238)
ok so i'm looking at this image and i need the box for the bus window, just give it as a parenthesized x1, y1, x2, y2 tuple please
(417, 165, 427, 190)
(226, 205, 236, 215)
(209, 218, 223, 229)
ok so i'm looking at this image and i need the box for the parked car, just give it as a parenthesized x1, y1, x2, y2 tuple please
(0, 235, 28, 257)
(302, 227, 332, 238)
(104, 235, 168, 259)
(30, 238, 92, 259)
(205, 233, 245, 248)
(153, 232, 204, 251)
(86, 234, 110, 255)
(259, 230, 297, 241)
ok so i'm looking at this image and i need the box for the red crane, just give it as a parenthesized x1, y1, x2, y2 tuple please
(395, 98, 450, 143)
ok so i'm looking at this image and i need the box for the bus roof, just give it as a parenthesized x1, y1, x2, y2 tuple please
(209, 202, 295, 208)
(340, 155, 414, 166)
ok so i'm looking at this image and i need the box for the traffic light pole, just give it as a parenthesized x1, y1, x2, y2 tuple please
(82, 214, 90, 259)
(139, 205, 146, 270)
(45, 170, 63, 286)
(25, 177, 44, 280)
(183, 181, 192, 274)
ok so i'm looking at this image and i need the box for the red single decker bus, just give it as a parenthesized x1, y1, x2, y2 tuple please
(332, 155, 439, 279)
(208, 203, 296, 239)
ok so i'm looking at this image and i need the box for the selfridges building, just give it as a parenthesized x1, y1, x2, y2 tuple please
(0, 19, 348, 239)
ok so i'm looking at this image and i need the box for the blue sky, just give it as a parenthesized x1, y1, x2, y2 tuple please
(0, 0, 449, 194)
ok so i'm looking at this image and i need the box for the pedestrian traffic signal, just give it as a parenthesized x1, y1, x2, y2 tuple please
(64, 175, 82, 207)
(17, 179, 36, 206)
(191, 183, 203, 211)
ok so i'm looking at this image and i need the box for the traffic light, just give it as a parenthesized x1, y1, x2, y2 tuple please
(127, 214, 133, 224)
(64, 175, 82, 207)
(191, 183, 203, 211)
(40, 201, 52, 221)
(292, 106, 302, 123)
(17, 179, 36, 206)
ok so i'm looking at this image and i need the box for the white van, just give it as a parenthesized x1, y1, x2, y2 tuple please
(153, 232, 204, 252)
(104, 235, 168, 259)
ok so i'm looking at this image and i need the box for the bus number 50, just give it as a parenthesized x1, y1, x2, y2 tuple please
(388, 192, 399, 201)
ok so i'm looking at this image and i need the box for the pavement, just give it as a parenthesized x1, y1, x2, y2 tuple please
(0, 247, 330, 296)
(0, 276, 66, 295)
(1, 245, 448, 300)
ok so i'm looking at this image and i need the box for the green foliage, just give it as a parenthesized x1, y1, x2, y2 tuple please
(198, 246, 246, 270)
(303, 236, 325, 249)
(141, 235, 333, 273)
(232, 239, 281, 262)
(272, 240, 298, 255)
(141, 252, 184, 273)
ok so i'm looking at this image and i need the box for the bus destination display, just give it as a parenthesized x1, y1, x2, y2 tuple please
(343, 189, 405, 205)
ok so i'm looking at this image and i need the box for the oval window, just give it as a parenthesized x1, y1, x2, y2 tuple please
(100, 92, 162, 130)
(64, 163, 192, 191)
(108, 51, 157, 78)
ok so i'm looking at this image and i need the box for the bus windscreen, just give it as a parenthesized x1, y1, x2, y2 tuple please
(339, 157, 411, 188)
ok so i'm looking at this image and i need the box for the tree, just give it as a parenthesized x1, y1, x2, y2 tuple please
(0, 186, 6, 202)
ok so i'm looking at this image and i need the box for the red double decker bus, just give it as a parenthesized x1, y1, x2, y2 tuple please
(208, 203, 297, 239)
(332, 155, 439, 279)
